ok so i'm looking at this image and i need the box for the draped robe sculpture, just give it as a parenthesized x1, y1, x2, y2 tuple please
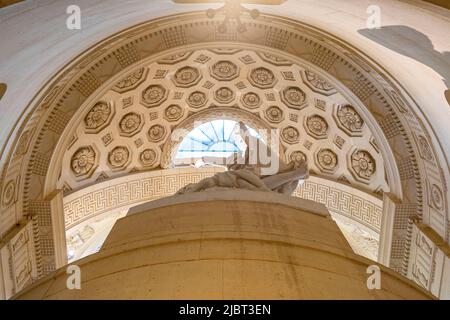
(176, 122, 309, 195)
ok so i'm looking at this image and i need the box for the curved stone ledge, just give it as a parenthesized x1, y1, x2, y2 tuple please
(15, 199, 433, 300)
(127, 189, 330, 217)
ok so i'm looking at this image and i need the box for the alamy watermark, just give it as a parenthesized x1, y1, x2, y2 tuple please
(66, 5, 81, 30)
(366, 265, 381, 290)
(366, 5, 381, 29)
(65, 4, 382, 30)
(66, 265, 81, 290)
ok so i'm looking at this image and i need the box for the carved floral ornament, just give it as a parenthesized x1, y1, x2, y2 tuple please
(84, 101, 114, 133)
(108, 146, 130, 170)
(431, 184, 444, 210)
(173, 66, 201, 88)
(187, 91, 208, 108)
(113, 68, 148, 93)
(281, 87, 307, 110)
(214, 87, 235, 104)
(211, 60, 239, 81)
(289, 151, 307, 166)
(241, 92, 261, 109)
(119, 112, 143, 137)
(305, 115, 328, 139)
(2, 180, 15, 207)
(139, 149, 158, 167)
(281, 126, 300, 144)
(148, 124, 167, 143)
(257, 52, 292, 66)
(316, 148, 338, 173)
(248, 67, 277, 89)
(417, 135, 434, 161)
(350, 150, 376, 181)
(301, 70, 337, 96)
(164, 104, 184, 122)
(335, 104, 364, 136)
(71, 146, 98, 178)
(264, 106, 284, 123)
(141, 84, 168, 107)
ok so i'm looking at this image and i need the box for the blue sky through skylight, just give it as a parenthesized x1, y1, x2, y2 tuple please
(176, 120, 259, 159)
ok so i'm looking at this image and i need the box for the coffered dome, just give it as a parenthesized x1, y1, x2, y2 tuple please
(59, 48, 388, 197)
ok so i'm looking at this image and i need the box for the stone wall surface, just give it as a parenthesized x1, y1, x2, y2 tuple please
(16, 193, 433, 299)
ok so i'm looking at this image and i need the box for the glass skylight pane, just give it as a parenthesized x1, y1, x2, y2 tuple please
(223, 120, 236, 142)
(175, 119, 261, 162)
(178, 138, 208, 151)
(189, 126, 212, 143)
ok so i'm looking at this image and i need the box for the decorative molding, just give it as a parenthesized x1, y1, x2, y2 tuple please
(70, 146, 98, 179)
(316, 149, 338, 173)
(301, 69, 337, 96)
(334, 104, 364, 137)
(172, 66, 202, 88)
(305, 114, 329, 139)
(210, 60, 240, 81)
(112, 67, 148, 93)
(248, 67, 277, 89)
(63, 168, 223, 229)
(84, 101, 115, 134)
(281, 86, 307, 110)
(141, 84, 168, 108)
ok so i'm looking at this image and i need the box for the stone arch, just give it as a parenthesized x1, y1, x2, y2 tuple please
(0, 12, 447, 277)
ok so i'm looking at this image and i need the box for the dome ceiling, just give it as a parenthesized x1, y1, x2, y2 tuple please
(59, 48, 388, 196)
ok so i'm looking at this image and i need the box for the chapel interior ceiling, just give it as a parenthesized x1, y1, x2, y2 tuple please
(60, 48, 388, 197)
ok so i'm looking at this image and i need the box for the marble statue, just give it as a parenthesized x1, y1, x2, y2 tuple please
(176, 122, 309, 195)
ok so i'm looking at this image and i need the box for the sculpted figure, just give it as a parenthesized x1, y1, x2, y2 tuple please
(176, 122, 309, 195)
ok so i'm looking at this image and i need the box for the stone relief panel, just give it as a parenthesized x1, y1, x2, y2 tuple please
(334, 104, 364, 137)
(350, 149, 376, 182)
(210, 60, 240, 81)
(112, 68, 148, 93)
(118, 112, 144, 137)
(304, 114, 329, 139)
(172, 66, 202, 88)
(301, 69, 337, 96)
(0, 221, 38, 300)
(84, 101, 115, 134)
(70, 146, 98, 179)
(141, 84, 168, 107)
(315, 148, 339, 173)
(264, 106, 284, 123)
(281, 86, 307, 110)
(107, 146, 131, 170)
(248, 67, 277, 88)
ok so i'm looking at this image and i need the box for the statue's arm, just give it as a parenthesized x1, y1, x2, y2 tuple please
(261, 165, 309, 190)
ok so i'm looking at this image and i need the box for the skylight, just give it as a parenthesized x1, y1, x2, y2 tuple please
(175, 119, 260, 160)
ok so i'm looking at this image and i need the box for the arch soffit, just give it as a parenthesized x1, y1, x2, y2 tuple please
(0, 12, 447, 275)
